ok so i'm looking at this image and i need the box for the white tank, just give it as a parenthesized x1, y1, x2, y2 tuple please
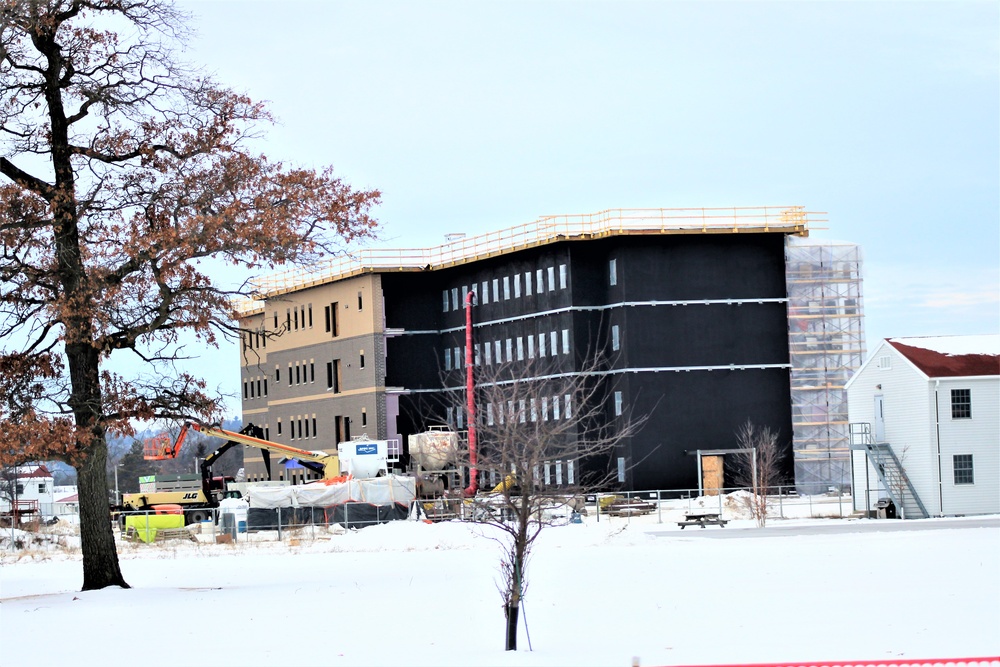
(408, 428, 460, 471)
(337, 439, 389, 478)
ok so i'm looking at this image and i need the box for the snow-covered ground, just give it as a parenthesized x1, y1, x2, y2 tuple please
(1, 514, 997, 667)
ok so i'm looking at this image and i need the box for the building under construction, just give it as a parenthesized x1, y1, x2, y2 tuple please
(235, 207, 863, 493)
(786, 239, 866, 494)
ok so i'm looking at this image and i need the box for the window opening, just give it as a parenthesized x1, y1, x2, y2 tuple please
(954, 454, 974, 484)
(951, 389, 971, 419)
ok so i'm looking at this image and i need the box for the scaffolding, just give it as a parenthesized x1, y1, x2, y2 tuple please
(786, 238, 866, 494)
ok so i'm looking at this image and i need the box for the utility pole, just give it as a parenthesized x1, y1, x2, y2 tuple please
(113, 463, 123, 506)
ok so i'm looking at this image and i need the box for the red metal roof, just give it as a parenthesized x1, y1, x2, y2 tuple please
(17, 465, 53, 479)
(888, 339, 1000, 378)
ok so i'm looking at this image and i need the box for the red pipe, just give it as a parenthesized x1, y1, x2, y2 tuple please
(462, 289, 478, 497)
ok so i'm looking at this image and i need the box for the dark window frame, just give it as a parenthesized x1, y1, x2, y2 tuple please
(951, 389, 971, 419)
(953, 454, 974, 485)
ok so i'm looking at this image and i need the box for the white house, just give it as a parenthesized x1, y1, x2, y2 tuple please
(847, 335, 999, 518)
(0, 464, 57, 518)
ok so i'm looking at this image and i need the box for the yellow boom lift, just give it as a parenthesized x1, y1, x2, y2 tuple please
(121, 423, 341, 523)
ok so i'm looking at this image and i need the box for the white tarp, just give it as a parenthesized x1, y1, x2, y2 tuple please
(247, 475, 416, 509)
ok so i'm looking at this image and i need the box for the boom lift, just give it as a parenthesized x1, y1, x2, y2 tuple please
(121, 422, 342, 523)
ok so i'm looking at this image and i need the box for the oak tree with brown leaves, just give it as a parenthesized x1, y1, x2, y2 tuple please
(0, 0, 379, 589)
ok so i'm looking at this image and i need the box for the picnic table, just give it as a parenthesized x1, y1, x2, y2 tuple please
(677, 511, 728, 529)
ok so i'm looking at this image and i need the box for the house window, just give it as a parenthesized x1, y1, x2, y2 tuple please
(953, 454, 974, 485)
(308, 304, 313, 328)
(877, 355, 892, 370)
(358, 291, 364, 311)
(484, 341, 492, 365)
(494, 340, 502, 363)
(359, 350, 365, 369)
(275, 365, 280, 383)
(527, 335, 535, 359)
(505, 338, 513, 363)
(486, 403, 494, 426)
(547, 266, 555, 291)
(609, 258, 618, 286)
(611, 324, 620, 351)
(481, 281, 489, 305)
(330, 302, 339, 336)
(451, 288, 459, 311)
(538, 333, 546, 357)
(442, 290, 449, 312)
(361, 409, 367, 427)
(551, 331, 558, 355)
(552, 395, 561, 420)
(516, 337, 524, 361)
(454, 346, 461, 368)
(514, 274, 521, 298)
(525, 272, 533, 296)
(562, 329, 570, 355)
(16, 483, 24, 494)
(310, 362, 315, 383)
(559, 264, 567, 289)
(951, 389, 971, 419)
(444, 347, 452, 371)
(503, 276, 510, 300)
(38, 483, 46, 493)
(277, 419, 282, 435)
(536, 269, 544, 292)
(614, 390, 623, 416)
(492, 278, 499, 302)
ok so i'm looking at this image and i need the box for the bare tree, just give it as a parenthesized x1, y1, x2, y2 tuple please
(732, 420, 787, 527)
(444, 354, 645, 651)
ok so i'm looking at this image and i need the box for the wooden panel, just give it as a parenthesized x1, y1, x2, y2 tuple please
(702, 455, 724, 496)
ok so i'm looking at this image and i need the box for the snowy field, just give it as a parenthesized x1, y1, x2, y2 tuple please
(1, 514, 998, 667)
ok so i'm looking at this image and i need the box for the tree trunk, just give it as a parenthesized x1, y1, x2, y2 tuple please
(504, 602, 519, 651)
(77, 438, 129, 590)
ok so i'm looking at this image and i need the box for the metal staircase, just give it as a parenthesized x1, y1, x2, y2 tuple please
(849, 423, 929, 519)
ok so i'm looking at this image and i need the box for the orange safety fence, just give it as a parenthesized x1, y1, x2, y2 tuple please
(318, 474, 353, 486)
(661, 658, 1000, 667)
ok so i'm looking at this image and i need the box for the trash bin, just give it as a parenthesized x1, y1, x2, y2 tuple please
(876, 498, 897, 519)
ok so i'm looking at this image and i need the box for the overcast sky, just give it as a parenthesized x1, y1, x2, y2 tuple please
(173, 0, 998, 414)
